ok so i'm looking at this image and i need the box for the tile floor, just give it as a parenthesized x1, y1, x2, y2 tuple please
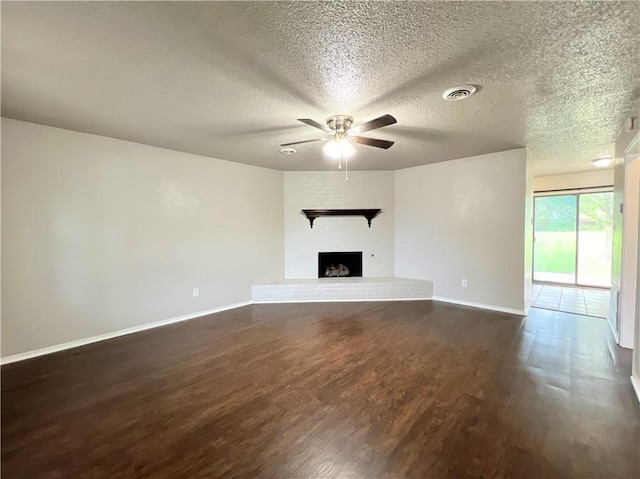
(531, 283, 610, 318)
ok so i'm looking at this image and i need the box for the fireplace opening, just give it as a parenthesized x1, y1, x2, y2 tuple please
(318, 252, 362, 278)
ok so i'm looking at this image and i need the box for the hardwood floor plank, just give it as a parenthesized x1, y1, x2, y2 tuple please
(2, 301, 639, 478)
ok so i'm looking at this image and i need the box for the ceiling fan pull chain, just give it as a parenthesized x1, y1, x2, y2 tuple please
(345, 155, 349, 182)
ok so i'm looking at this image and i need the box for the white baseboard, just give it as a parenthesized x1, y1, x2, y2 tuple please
(631, 375, 640, 405)
(1, 296, 523, 364)
(253, 297, 432, 304)
(432, 296, 526, 316)
(619, 336, 634, 350)
(1, 301, 252, 365)
(607, 316, 620, 344)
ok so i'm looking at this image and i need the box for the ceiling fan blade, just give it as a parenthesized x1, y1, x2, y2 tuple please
(355, 136, 395, 149)
(280, 138, 325, 147)
(297, 118, 332, 133)
(351, 114, 397, 134)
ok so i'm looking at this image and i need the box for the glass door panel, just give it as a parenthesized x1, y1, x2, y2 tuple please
(533, 195, 577, 283)
(577, 192, 613, 287)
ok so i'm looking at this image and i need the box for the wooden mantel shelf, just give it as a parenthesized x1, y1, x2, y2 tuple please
(301, 209, 382, 228)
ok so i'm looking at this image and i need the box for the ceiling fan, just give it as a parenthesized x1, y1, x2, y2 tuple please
(281, 113, 397, 159)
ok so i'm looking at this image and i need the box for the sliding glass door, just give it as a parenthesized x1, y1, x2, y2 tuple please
(533, 195, 577, 283)
(576, 192, 613, 287)
(533, 191, 613, 287)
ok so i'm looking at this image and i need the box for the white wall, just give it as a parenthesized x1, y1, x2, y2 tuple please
(1, 118, 284, 357)
(395, 149, 528, 313)
(635, 196, 640, 401)
(524, 149, 535, 312)
(284, 171, 394, 279)
(632, 133, 640, 401)
(534, 169, 614, 192)
(621, 149, 639, 349)
(611, 154, 625, 340)
(611, 108, 639, 348)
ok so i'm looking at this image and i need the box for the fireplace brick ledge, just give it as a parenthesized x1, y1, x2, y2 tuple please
(252, 277, 433, 303)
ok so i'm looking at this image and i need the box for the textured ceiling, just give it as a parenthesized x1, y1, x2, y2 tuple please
(2, 1, 639, 174)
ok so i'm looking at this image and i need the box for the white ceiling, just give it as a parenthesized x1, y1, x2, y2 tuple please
(2, 1, 639, 175)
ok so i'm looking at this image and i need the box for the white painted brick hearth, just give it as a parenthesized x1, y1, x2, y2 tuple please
(252, 277, 433, 303)
(284, 171, 394, 278)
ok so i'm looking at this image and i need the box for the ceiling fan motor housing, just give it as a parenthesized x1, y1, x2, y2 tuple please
(327, 115, 354, 134)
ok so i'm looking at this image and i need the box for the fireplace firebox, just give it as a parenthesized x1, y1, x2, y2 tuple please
(318, 252, 363, 278)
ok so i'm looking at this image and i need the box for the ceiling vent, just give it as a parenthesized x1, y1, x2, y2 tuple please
(442, 85, 477, 101)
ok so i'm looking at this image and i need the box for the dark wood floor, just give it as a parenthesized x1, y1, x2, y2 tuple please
(2, 301, 639, 478)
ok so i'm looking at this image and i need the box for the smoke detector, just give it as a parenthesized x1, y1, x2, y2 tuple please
(280, 147, 297, 155)
(442, 85, 477, 101)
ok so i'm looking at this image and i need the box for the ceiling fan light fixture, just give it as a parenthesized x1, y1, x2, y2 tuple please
(323, 137, 355, 159)
(592, 157, 613, 168)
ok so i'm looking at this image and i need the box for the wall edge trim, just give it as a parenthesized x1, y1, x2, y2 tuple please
(1, 301, 253, 365)
(253, 297, 432, 304)
(432, 296, 526, 316)
(631, 375, 640, 405)
(607, 315, 621, 344)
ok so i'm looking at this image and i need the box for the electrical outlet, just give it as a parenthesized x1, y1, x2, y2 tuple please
(461, 279, 468, 288)
(192, 288, 199, 297)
